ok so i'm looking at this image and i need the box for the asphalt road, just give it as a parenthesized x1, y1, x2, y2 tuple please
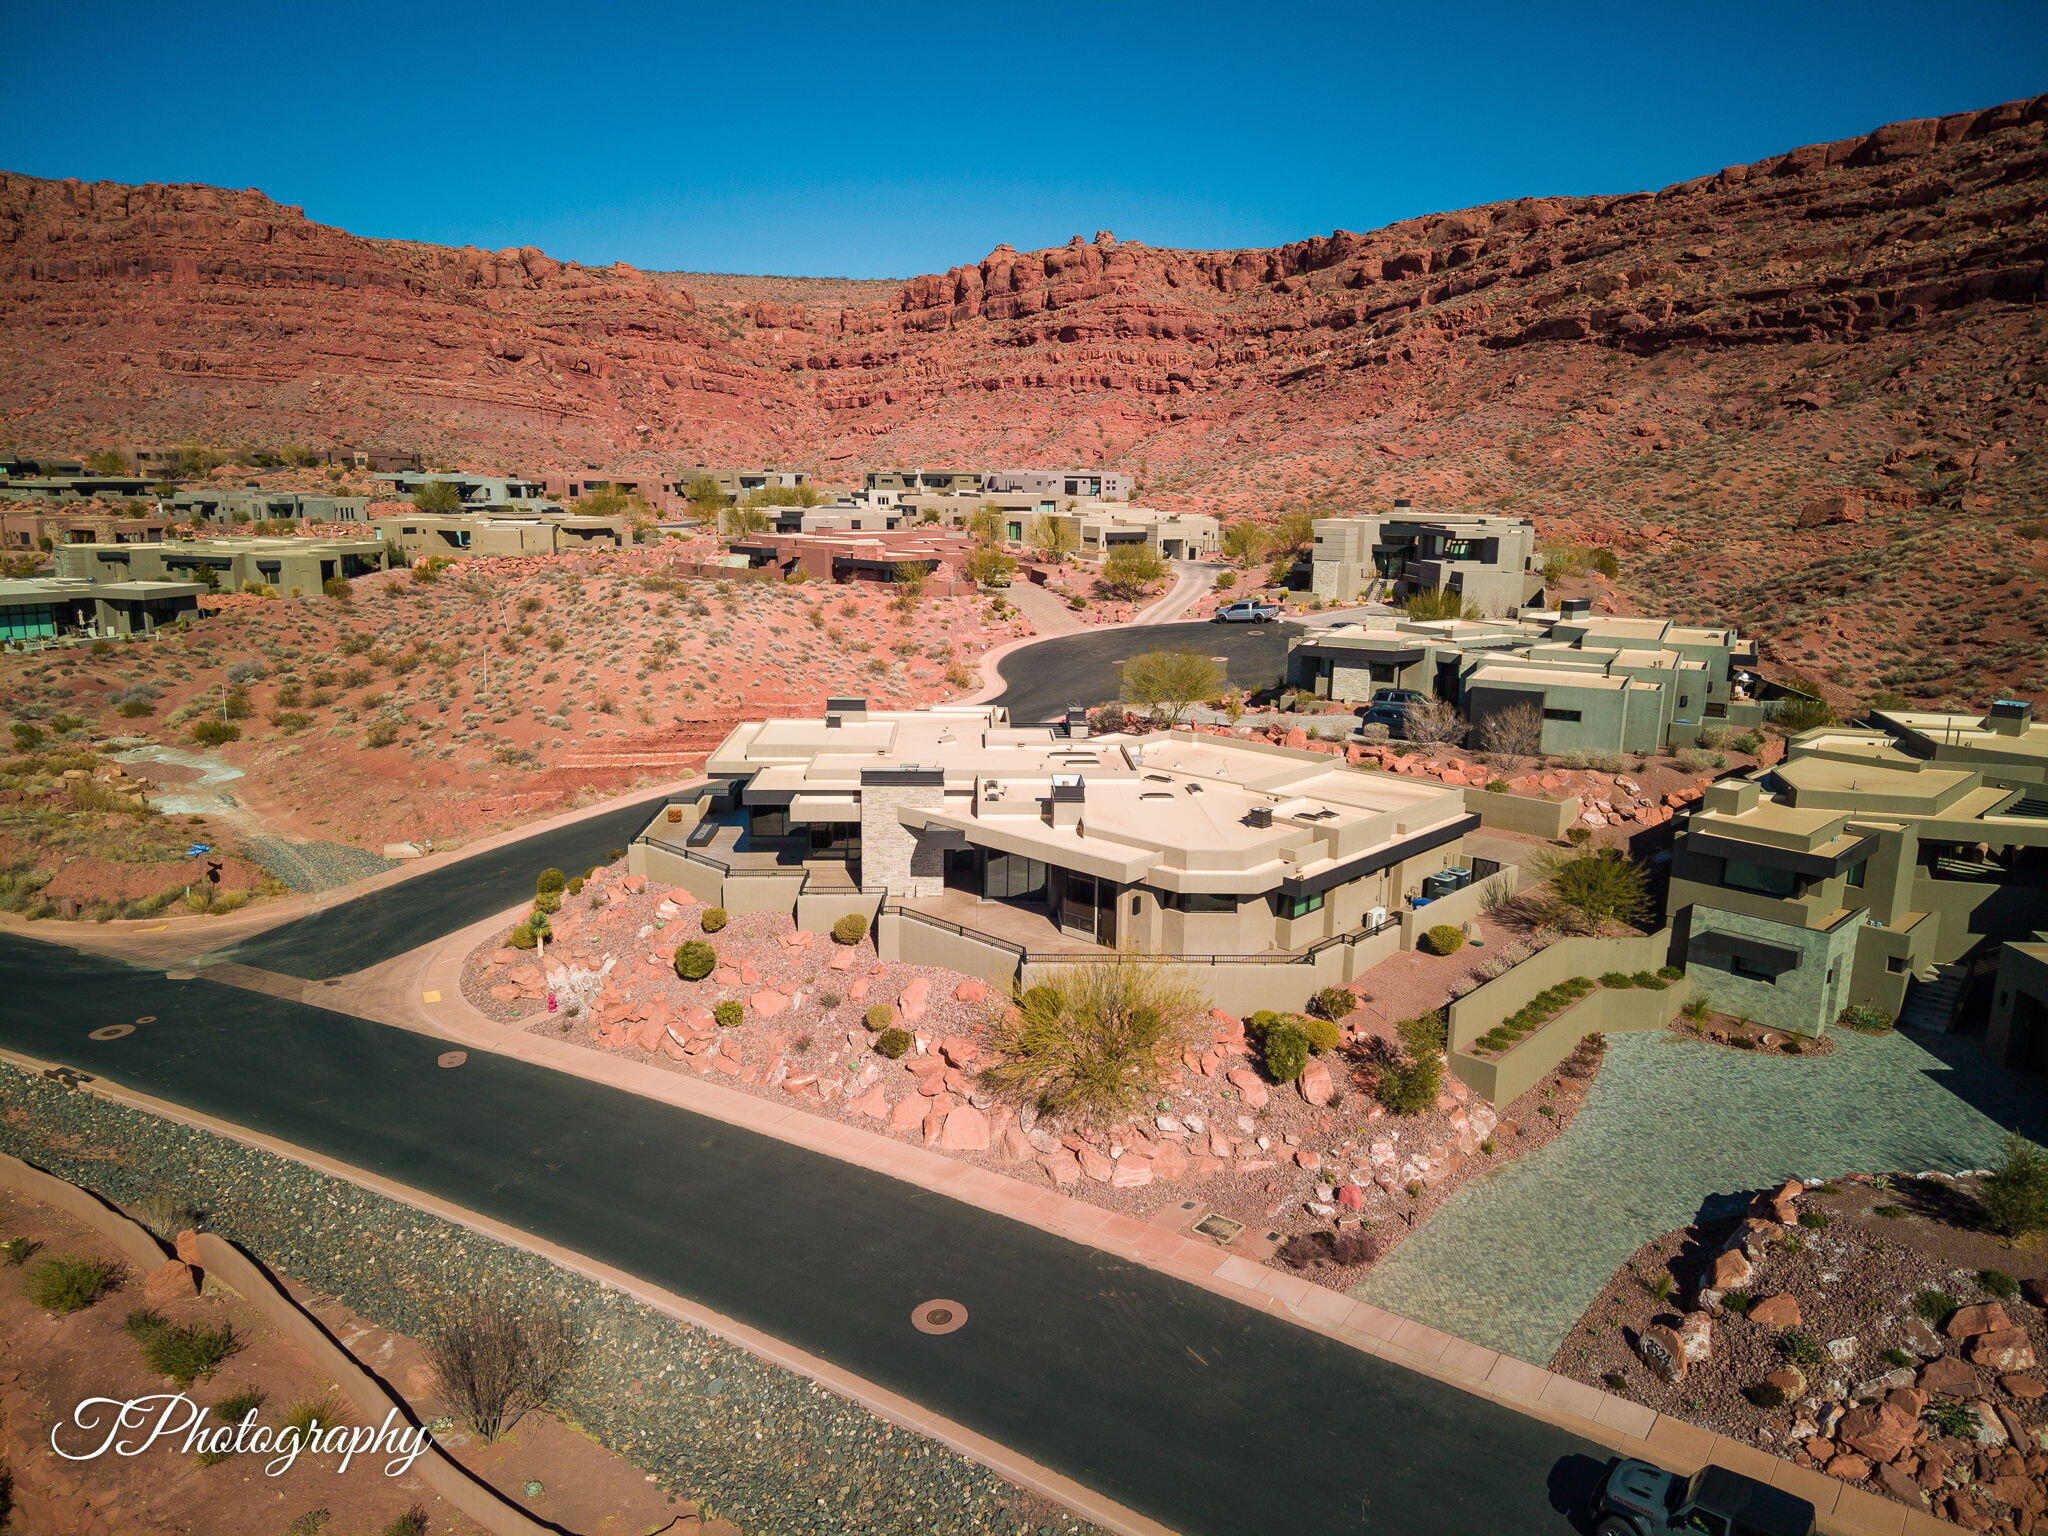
(988, 620, 1304, 724)
(209, 785, 699, 980)
(0, 930, 1602, 1536)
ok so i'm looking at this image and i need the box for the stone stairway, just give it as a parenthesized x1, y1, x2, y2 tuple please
(1899, 964, 1968, 1032)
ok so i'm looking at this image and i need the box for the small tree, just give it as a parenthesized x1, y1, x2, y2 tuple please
(962, 545, 1016, 586)
(722, 505, 771, 536)
(1475, 702, 1545, 759)
(410, 481, 463, 514)
(1120, 649, 1224, 726)
(1403, 699, 1469, 746)
(423, 1294, 579, 1442)
(683, 477, 728, 522)
(85, 448, 131, 475)
(1401, 587, 1485, 622)
(1098, 544, 1168, 598)
(1027, 515, 1079, 563)
(965, 505, 1006, 544)
(1980, 1135, 2048, 1239)
(982, 961, 1204, 1125)
(1772, 696, 1837, 733)
(1532, 848, 1653, 933)
(1219, 521, 1271, 567)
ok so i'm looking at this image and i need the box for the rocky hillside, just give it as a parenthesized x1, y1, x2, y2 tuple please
(3, 95, 2046, 702)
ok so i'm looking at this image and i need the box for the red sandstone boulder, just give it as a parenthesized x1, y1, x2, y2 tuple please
(1748, 1294, 1802, 1328)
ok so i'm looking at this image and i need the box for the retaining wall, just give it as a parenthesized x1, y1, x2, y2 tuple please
(1462, 787, 1581, 841)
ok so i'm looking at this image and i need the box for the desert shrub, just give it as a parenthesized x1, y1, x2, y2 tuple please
(1731, 730, 1765, 754)
(535, 867, 566, 895)
(128, 1314, 240, 1385)
(1631, 970, 1666, 990)
(1979, 1134, 2048, 1238)
(1600, 971, 1635, 989)
(713, 1001, 743, 1028)
(1, 1237, 39, 1266)
(1797, 1210, 1829, 1229)
(531, 890, 561, 916)
(1420, 924, 1465, 956)
(1979, 1268, 2020, 1300)
(1772, 696, 1836, 733)
(1674, 748, 1724, 775)
(1881, 1347, 1915, 1369)
(982, 959, 1203, 1124)
(875, 1028, 914, 1059)
(699, 906, 728, 933)
(1778, 1330, 1825, 1368)
(269, 710, 313, 734)
(213, 1388, 265, 1422)
(672, 940, 716, 981)
(189, 719, 240, 747)
(423, 1294, 578, 1442)
(1532, 848, 1652, 932)
(1912, 1287, 1957, 1325)
(1657, 965, 1683, 980)
(1924, 1401, 1981, 1440)
(1255, 1019, 1312, 1083)
(1397, 1010, 1450, 1055)
(1278, 1229, 1380, 1270)
(1835, 1004, 1894, 1034)
(506, 923, 537, 949)
(1308, 986, 1356, 1023)
(831, 912, 869, 945)
(23, 1255, 120, 1313)
(566, 877, 584, 895)
(863, 1004, 893, 1031)
(379, 1511, 429, 1536)
(362, 720, 399, 748)
(1377, 1047, 1443, 1116)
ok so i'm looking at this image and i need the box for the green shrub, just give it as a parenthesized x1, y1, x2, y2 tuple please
(1420, 924, 1465, 956)
(1535, 848, 1652, 930)
(1308, 986, 1355, 1023)
(1797, 1210, 1828, 1229)
(831, 912, 870, 945)
(1631, 971, 1666, 990)
(1979, 1134, 2048, 1238)
(135, 1318, 241, 1385)
(1295, 1013, 1340, 1053)
(1835, 1004, 1894, 1034)
(1257, 1020, 1312, 1083)
(535, 867, 566, 895)
(188, 719, 240, 747)
(23, 1255, 121, 1313)
(379, 1509, 429, 1536)
(566, 877, 584, 895)
(1881, 1347, 1914, 1369)
(1778, 1330, 1825, 1368)
(1657, 965, 1684, 980)
(506, 923, 538, 950)
(531, 890, 561, 916)
(213, 1388, 265, 1422)
(699, 907, 728, 933)
(1600, 972, 1634, 988)
(1772, 696, 1837, 733)
(672, 940, 716, 981)
(1873, 1203, 1907, 1218)
(863, 1004, 893, 1031)
(713, 1000, 743, 1028)
(1979, 1268, 2020, 1300)
(1912, 1287, 1957, 1325)
(1378, 1049, 1443, 1116)
(1731, 731, 1765, 754)
(1, 1236, 39, 1266)
(875, 1028, 914, 1059)
(1924, 1401, 1981, 1440)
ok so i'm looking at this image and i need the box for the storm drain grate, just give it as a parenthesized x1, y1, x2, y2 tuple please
(1193, 1213, 1244, 1244)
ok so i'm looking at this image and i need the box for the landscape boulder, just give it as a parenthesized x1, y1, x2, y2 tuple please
(1836, 1403, 1917, 1464)
(1748, 1293, 1802, 1328)
(1946, 1302, 2011, 1341)
(1967, 1328, 2037, 1373)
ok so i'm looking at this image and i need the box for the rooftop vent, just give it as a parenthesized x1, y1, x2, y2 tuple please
(1064, 705, 1091, 739)
(1392, 498, 1412, 509)
(1560, 598, 1592, 618)
(826, 696, 868, 719)
(1047, 773, 1084, 829)
(824, 713, 842, 729)
(1245, 805, 1273, 828)
(1987, 699, 2036, 737)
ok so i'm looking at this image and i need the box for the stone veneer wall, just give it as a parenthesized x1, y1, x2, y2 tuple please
(858, 779, 947, 897)
(0, 1065, 1100, 1536)
(1683, 905, 1860, 1037)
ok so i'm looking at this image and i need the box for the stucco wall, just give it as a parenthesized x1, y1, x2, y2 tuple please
(1463, 786, 1580, 841)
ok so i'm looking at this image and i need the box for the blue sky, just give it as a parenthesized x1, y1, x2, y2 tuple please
(9, 0, 2044, 277)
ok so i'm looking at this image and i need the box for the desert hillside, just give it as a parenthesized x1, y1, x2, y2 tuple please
(2, 95, 2045, 701)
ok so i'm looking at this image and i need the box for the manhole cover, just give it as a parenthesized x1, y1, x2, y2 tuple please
(437, 1051, 467, 1069)
(1193, 1213, 1245, 1244)
(911, 1299, 968, 1335)
(89, 1024, 135, 1041)
(134, 1015, 156, 1024)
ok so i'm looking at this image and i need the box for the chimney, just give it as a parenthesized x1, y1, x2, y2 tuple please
(1065, 705, 1091, 739)
(1047, 774, 1084, 829)
(1246, 805, 1273, 829)
(1560, 598, 1592, 618)
(827, 695, 868, 722)
(1986, 699, 2035, 738)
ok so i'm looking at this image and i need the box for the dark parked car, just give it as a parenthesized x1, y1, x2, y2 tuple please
(1594, 1460, 1815, 1536)
(1354, 702, 1414, 737)
(1368, 687, 1427, 707)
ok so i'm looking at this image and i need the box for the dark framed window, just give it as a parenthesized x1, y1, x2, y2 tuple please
(1845, 859, 1868, 889)
(1721, 858, 1801, 897)
(1278, 891, 1324, 920)
(748, 805, 791, 839)
(1543, 707, 1582, 723)
(1172, 892, 1238, 914)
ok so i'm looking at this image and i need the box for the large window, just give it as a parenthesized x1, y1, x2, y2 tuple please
(1170, 892, 1239, 914)
(983, 851, 1047, 902)
(1721, 857, 1801, 897)
(748, 805, 791, 839)
(1278, 891, 1325, 920)
(0, 603, 57, 642)
(1543, 707, 1582, 723)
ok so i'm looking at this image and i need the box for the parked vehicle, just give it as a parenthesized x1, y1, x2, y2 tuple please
(1355, 702, 1414, 737)
(1213, 600, 1281, 623)
(1593, 1460, 1814, 1536)
(1368, 687, 1427, 707)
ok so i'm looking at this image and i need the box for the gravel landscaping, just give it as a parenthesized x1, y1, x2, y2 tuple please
(0, 1063, 1103, 1536)
(1557, 1173, 2048, 1531)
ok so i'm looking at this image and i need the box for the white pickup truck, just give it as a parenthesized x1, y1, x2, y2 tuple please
(1212, 600, 1282, 623)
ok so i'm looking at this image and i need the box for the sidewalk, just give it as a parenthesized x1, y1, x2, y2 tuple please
(312, 908, 1953, 1536)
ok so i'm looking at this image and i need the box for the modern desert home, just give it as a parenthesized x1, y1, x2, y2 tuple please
(983, 468, 1135, 500)
(54, 535, 394, 594)
(1287, 599, 1775, 754)
(900, 493, 1218, 560)
(631, 703, 1496, 1010)
(863, 468, 988, 496)
(388, 511, 627, 558)
(1310, 506, 1542, 613)
(168, 488, 369, 525)
(371, 471, 554, 509)
(0, 575, 205, 642)
(1667, 700, 2048, 1040)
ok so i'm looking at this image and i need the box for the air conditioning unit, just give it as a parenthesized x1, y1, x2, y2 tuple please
(1364, 906, 1388, 929)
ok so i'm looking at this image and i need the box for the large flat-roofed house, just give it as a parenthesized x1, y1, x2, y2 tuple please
(1, 509, 173, 549)
(864, 469, 988, 495)
(900, 492, 1218, 560)
(170, 488, 370, 525)
(984, 468, 1135, 501)
(1310, 506, 1542, 613)
(632, 704, 1483, 1008)
(1287, 599, 1768, 754)
(680, 468, 811, 504)
(1668, 700, 2048, 1040)
(0, 576, 205, 641)
(54, 536, 394, 594)
(389, 511, 627, 557)
(726, 528, 975, 589)
(371, 472, 554, 509)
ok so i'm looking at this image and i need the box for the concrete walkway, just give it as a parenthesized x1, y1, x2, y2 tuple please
(1355, 1027, 2048, 1365)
